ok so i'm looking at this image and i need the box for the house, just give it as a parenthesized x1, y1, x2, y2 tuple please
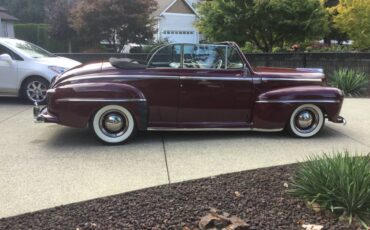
(0, 7, 18, 38)
(154, 0, 200, 44)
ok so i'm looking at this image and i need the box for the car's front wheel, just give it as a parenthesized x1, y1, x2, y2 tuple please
(91, 105, 136, 144)
(22, 77, 49, 104)
(287, 104, 325, 138)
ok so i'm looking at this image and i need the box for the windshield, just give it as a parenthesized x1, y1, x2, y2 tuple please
(3, 40, 56, 58)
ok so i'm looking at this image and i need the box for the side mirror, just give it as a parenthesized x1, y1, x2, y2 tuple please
(0, 54, 13, 63)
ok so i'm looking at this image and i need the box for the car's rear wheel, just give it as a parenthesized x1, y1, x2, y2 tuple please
(22, 77, 49, 104)
(287, 104, 325, 138)
(91, 105, 136, 144)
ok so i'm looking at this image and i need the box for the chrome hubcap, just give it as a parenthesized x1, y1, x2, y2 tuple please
(99, 111, 128, 138)
(104, 114, 124, 132)
(27, 81, 47, 102)
(297, 111, 313, 129)
(294, 108, 319, 134)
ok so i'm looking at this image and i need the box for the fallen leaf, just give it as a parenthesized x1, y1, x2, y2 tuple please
(297, 219, 305, 225)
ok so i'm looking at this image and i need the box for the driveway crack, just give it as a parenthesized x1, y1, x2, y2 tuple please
(161, 134, 171, 185)
(327, 126, 370, 148)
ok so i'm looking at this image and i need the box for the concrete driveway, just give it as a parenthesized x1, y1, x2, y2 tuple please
(0, 98, 369, 218)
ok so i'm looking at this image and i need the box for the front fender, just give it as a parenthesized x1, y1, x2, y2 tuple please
(48, 83, 148, 130)
(253, 86, 344, 129)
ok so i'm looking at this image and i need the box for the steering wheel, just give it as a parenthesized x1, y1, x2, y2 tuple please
(213, 59, 223, 69)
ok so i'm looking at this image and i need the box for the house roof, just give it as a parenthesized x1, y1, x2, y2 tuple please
(0, 6, 18, 21)
(153, 0, 197, 17)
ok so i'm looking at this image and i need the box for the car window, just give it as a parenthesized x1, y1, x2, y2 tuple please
(3, 40, 55, 59)
(148, 44, 181, 68)
(183, 45, 226, 69)
(227, 46, 244, 69)
(0, 44, 23, 61)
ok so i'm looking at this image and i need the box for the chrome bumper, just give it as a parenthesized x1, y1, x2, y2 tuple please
(336, 116, 347, 126)
(33, 102, 46, 123)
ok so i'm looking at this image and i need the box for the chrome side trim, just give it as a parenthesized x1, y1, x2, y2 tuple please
(262, 77, 323, 82)
(57, 98, 146, 102)
(180, 76, 254, 81)
(68, 75, 179, 82)
(68, 75, 323, 83)
(147, 127, 283, 132)
(256, 100, 340, 104)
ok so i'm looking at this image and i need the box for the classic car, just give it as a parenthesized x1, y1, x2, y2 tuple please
(33, 42, 346, 144)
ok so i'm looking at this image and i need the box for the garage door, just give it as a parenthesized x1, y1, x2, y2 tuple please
(162, 30, 196, 43)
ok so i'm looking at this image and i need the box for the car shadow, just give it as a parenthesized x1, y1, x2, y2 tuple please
(44, 127, 163, 148)
(43, 125, 344, 148)
(0, 97, 30, 105)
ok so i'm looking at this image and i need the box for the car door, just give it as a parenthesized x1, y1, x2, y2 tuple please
(140, 44, 182, 128)
(0, 44, 18, 96)
(178, 44, 255, 128)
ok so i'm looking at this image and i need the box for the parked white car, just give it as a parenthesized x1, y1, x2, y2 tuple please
(0, 38, 81, 104)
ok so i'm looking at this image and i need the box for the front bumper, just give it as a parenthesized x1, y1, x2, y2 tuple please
(333, 115, 347, 126)
(33, 103, 58, 123)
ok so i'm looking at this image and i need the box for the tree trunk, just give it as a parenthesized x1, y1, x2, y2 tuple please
(68, 40, 72, 53)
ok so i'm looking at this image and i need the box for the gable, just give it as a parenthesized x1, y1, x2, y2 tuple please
(166, 0, 194, 14)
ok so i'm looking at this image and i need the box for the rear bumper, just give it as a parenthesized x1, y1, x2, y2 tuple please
(33, 103, 58, 123)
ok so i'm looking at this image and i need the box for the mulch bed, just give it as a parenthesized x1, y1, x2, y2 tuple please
(0, 164, 358, 230)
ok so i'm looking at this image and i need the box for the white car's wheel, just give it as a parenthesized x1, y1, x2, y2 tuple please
(288, 104, 325, 138)
(22, 77, 49, 104)
(91, 105, 136, 144)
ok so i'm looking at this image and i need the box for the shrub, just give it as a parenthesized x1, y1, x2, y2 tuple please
(288, 151, 370, 227)
(14, 23, 68, 52)
(329, 69, 369, 96)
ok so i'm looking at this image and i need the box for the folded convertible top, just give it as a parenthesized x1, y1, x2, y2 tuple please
(109, 58, 147, 69)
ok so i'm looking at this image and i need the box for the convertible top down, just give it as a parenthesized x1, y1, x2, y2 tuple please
(34, 42, 346, 144)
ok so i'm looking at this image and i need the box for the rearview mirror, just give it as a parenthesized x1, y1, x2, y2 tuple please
(0, 54, 13, 63)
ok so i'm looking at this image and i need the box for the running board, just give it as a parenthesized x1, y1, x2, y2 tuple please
(147, 127, 283, 132)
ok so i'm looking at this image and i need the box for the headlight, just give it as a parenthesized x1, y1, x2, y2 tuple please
(48, 66, 66, 74)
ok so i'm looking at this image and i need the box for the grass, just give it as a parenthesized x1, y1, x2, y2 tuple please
(288, 151, 370, 228)
(329, 69, 369, 96)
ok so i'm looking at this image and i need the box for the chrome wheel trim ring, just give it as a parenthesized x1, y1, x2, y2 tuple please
(98, 110, 128, 138)
(26, 80, 48, 102)
(290, 104, 324, 138)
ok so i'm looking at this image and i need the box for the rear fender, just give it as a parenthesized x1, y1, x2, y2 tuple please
(49, 83, 148, 130)
(253, 86, 344, 129)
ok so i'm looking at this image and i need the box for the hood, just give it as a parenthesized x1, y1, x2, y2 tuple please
(52, 62, 103, 87)
(35, 56, 81, 69)
(254, 66, 325, 80)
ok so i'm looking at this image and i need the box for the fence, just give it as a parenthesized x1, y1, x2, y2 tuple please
(56, 52, 370, 75)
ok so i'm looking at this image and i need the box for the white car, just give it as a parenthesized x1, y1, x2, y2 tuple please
(0, 38, 81, 104)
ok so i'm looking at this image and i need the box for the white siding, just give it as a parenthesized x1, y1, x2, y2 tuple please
(0, 20, 15, 38)
(157, 13, 199, 43)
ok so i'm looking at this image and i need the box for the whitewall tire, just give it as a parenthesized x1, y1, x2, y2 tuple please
(91, 105, 136, 144)
(288, 104, 325, 138)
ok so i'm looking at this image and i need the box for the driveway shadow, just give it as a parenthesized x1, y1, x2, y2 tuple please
(43, 125, 344, 148)
(44, 126, 162, 148)
(0, 97, 28, 105)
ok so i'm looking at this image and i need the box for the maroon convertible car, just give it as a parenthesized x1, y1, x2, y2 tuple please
(34, 42, 346, 144)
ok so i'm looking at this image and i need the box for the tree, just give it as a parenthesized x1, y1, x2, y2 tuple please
(0, 0, 45, 23)
(70, 0, 157, 51)
(197, 0, 328, 52)
(333, 0, 370, 50)
(45, 0, 76, 52)
(321, 0, 348, 45)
